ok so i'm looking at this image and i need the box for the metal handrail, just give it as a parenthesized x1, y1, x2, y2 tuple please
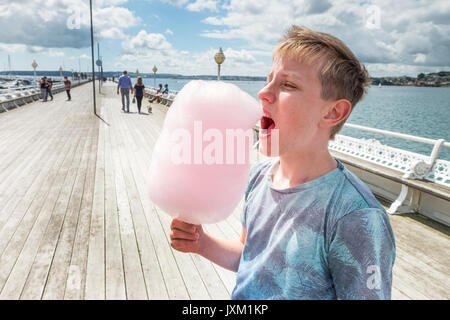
(0, 79, 90, 111)
(344, 123, 450, 148)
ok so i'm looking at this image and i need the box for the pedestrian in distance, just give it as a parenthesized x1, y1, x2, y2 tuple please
(39, 77, 47, 102)
(117, 70, 133, 113)
(46, 77, 54, 101)
(64, 76, 72, 101)
(133, 76, 145, 114)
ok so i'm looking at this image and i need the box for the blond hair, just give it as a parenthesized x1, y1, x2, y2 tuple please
(274, 25, 371, 139)
(136, 76, 143, 86)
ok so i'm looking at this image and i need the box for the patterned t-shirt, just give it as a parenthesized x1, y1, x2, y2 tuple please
(231, 158, 396, 300)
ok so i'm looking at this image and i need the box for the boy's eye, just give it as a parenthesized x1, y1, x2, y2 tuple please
(282, 82, 296, 89)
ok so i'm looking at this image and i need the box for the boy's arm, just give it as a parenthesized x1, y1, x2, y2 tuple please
(170, 219, 245, 272)
(328, 208, 396, 300)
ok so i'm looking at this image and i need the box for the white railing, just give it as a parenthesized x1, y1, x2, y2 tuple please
(329, 123, 450, 188)
(0, 79, 91, 112)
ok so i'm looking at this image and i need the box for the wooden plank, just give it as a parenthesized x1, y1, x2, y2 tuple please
(0, 102, 69, 201)
(41, 124, 94, 299)
(106, 98, 168, 299)
(84, 103, 106, 300)
(108, 107, 148, 300)
(64, 116, 99, 300)
(0, 121, 66, 230)
(102, 100, 126, 300)
(11, 123, 91, 300)
(0, 116, 80, 261)
(0, 120, 85, 297)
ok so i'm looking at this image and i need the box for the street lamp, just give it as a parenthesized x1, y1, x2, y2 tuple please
(152, 65, 158, 88)
(214, 47, 225, 81)
(59, 66, 63, 79)
(32, 60, 38, 84)
(89, 0, 97, 114)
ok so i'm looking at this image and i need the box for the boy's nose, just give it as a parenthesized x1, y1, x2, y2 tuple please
(258, 84, 275, 105)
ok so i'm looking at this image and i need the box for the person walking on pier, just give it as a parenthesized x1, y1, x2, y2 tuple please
(133, 76, 145, 114)
(39, 77, 47, 102)
(46, 77, 54, 101)
(117, 70, 133, 112)
(64, 76, 72, 101)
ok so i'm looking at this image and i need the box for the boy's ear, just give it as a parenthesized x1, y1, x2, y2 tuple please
(320, 99, 352, 129)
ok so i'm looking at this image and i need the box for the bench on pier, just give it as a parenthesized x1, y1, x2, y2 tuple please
(144, 90, 176, 107)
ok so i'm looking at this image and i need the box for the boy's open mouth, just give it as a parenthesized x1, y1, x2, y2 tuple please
(260, 115, 276, 137)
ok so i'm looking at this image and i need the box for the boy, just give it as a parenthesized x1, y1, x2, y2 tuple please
(170, 26, 395, 300)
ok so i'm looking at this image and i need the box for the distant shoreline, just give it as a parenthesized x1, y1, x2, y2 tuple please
(1, 70, 449, 87)
(0, 71, 267, 82)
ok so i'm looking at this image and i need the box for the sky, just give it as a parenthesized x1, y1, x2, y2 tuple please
(0, 0, 449, 77)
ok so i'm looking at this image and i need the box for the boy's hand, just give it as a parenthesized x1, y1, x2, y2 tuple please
(170, 218, 203, 253)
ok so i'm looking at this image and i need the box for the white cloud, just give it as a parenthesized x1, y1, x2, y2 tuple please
(99, 27, 127, 39)
(124, 30, 172, 53)
(199, 0, 450, 74)
(160, 0, 189, 7)
(0, 0, 138, 49)
(48, 50, 65, 57)
(165, 29, 174, 35)
(187, 0, 219, 12)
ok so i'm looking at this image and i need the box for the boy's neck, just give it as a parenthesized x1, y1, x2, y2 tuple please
(272, 147, 337, 189)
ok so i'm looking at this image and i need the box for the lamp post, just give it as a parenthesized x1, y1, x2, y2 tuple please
(96, 42, 102, 93)
(214, 47, 225, 81)
(152, 65, 158, 88)
(89, 0, 97, 114)
(59, 66, 63, 79)
(32, 60, 38, 84)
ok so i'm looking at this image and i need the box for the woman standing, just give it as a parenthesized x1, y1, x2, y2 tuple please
(133, 76, 145, 114)
(39, 77, 47, 101)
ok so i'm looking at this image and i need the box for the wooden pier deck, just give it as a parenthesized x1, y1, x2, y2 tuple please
(0, 82, 448, 300)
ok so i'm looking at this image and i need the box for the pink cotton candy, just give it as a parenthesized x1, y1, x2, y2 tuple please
(147, 80, 262, 224)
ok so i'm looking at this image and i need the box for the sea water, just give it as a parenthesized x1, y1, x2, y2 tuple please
(137, 77, 450, 161)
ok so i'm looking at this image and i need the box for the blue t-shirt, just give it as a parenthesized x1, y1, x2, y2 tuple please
(231, 158, 396, 300)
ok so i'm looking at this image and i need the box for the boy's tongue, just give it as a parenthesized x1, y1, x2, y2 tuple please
(261, 116, 275, 133)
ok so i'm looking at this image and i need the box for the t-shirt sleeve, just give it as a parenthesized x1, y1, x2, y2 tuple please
(327, 208, 396, 300)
